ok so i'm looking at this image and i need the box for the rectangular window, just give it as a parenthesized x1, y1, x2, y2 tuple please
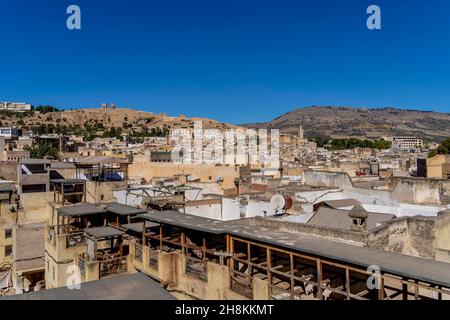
(5, 229, 12, 239)
(5, 245, 12, 257)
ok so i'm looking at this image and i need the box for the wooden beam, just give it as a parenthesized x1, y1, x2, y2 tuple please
(378, 276, 385, 300)
(345, 268, 351, 300)
(290, 253, 295, 299)
(317, 259, 323, 300)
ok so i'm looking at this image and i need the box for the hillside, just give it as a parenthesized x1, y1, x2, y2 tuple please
(0, 107, 238, 133)
(243, 106, 450, 141)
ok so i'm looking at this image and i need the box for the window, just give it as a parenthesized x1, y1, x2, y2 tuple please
(5, 229, 12, 239)
(5, 245, 12, 257)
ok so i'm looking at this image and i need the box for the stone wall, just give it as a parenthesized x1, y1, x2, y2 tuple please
(367, 216, 436, 259)
(301, 170, 353, 189)
(241, 216, 366, 244)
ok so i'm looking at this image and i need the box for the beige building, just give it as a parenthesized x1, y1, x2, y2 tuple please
(129, 155, 243, 189)
(427, 155, 450, 179)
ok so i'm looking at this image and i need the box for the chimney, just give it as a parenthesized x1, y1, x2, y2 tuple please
(348, 204, 369, 232)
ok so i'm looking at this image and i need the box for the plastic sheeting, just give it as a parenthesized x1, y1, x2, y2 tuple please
(0, 268, 12, 290)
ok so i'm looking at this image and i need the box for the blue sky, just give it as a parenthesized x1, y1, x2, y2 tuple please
(1, 0, 450, 124)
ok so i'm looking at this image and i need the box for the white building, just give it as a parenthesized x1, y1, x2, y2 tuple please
(392, 137, 423, 149)
(0, 101, 32, 112)
(0, 127, 21, 140)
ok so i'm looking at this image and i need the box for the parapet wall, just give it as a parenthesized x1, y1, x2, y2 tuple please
(390, 177, 450, 205)
(367, 216, 436, 259)
(241, 216, 366, 244)
(302, 170, 450, 206)
(301, 170, 353, 189)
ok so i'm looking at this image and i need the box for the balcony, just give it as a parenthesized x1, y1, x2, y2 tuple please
(45, 225, 87, 262)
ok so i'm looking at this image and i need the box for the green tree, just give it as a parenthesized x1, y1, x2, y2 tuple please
(24, 141, 60, 160)
(428, 139, 450, 158)
(33, 105, 60, 114)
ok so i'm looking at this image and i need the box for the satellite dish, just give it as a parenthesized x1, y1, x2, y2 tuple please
(270, 194, 286, 212)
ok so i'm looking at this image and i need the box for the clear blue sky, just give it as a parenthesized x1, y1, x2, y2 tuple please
(1, 0, 450, 124)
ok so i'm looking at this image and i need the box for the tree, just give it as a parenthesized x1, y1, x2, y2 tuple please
(428, 139, 450, 158)
(33, 105, 60, 114)
(24, 141, 60, 160)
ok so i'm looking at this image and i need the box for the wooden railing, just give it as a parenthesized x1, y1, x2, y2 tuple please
(77, 255, 86, 277)
(149, 250, 159, 270)
(66, 232, 86, 248)
(99, 256, 127, 278)
(230, 270, 253, 299)
(135, 243, 143, 262)
(185, 256, 207, 281)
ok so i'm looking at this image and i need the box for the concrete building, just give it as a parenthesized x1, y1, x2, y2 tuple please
(0, 102, 32, 112)
(427, 155, 450, 179)
(0, 128, 20, 140)
(392, 137, 423, 149)
(18, 159, 51, 194)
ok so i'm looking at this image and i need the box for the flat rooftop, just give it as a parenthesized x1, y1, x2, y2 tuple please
(2, 273, 175, 300)
(138, 210, 227, 235)
(56, 203, 147, 217)
(103, 202, 147, 216)
(85, 226, 125, 239)
(57, 203, 106, 217)
(121, 221, 160, 233)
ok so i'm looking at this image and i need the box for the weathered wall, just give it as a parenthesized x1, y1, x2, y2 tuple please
(85, 181, 127, 203)
(301, 170, 354, 189)
(242, 217, 366, 244)
(435, 211, 450, 263)
(367, 216, 436, 259)
(0, 162, 17, 181)
(19, 192, 54, 223)
(129, 160, 240, 189)
(390, 178, 449, 205)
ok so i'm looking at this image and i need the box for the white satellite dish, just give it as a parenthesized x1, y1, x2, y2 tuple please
(270, 194, 286, 212)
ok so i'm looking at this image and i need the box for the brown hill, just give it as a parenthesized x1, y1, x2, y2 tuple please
(243, 106, 450, 141)
(1, 108, 238, 131)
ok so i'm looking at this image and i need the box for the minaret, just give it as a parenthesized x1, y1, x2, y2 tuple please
(298, 126, 305, 147)
(298, 126, 304, 140)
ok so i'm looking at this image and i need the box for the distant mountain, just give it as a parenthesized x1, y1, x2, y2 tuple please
(243, 106, 450, 141)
